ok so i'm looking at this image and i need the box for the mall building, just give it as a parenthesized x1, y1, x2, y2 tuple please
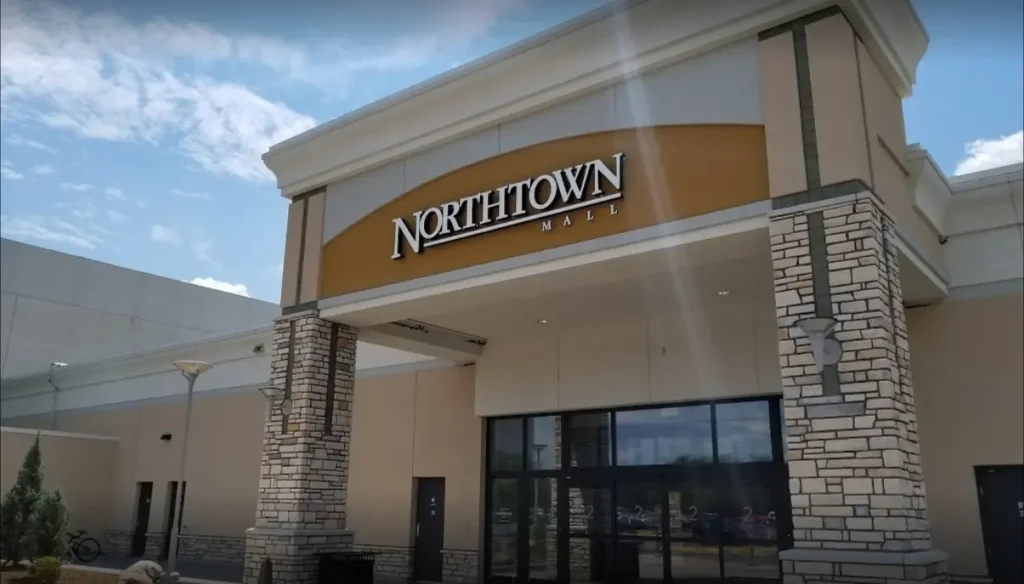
(2, 1, 1022, 584)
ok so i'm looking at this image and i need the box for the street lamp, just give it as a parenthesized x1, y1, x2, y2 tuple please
(47, 362, 68, 431)
(166, 360, 212, 574)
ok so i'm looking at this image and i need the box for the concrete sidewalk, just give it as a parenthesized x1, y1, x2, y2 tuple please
(78, 556, 243, 583)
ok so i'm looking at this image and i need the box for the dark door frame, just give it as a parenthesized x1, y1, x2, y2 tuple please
(130, 482, 153, 557)
(974, 464, 1024, 584)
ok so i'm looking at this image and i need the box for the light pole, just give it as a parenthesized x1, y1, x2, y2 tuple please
(166, 360, 212, 574)
(47, 362, 68, 431)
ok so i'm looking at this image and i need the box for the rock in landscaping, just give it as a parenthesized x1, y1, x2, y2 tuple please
(118, 561, 165, 584)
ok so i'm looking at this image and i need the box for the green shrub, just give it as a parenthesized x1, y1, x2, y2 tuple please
(33, 490, 69, 559)
(31, 556, 62, 584)
(0, 437, 43, 565)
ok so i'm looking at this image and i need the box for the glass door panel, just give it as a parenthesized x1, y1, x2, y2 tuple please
(617, 539, 665, 583)
(719, 473, 780, 580)
(616, 481, 664, 537)
(528, 477, 559, 581)
(567, 537, 614, 584)
(488, 478, 519, 580)
(667, 481, 719, 541)
(568, 484, 613, 536)
(668, 541, 722, 581)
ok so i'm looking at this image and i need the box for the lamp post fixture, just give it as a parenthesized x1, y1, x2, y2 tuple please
(47, 362, 68, 431)
(166, 359, 212, 574)
(796, 317, 842, 371)
(259, 385, 292, 418)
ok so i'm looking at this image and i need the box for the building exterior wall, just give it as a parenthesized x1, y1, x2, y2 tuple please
(2, 364, 480, 571)
(909, 292, 1024, 579)
(348, 366, 482, 580)
(0, 427, 119, 539)
(0, 238, 279, 380)
(283, 37, 766, 307)
(475, 303, 781, 417)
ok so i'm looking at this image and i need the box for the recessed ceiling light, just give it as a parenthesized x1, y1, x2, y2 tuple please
(717, 290, 731, 297)
(537, 318, 549, 325)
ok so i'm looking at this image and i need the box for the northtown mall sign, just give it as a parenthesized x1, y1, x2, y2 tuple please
(391, 152, 625, 259)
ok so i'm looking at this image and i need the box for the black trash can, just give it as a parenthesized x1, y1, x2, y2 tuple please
(319, 551, 376, 584)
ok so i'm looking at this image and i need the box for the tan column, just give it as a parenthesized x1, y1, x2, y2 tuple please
(770, 192, 948, 583)
(243, 310, 358, 584)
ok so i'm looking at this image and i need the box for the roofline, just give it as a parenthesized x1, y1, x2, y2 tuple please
(948, 162, 1024, 187)
(265, 0, 646, 156)
(0, 238, 280, 310)
(1, 325, 273, 385)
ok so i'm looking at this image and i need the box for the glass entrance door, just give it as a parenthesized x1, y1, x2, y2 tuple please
(484, 398, 790, 584)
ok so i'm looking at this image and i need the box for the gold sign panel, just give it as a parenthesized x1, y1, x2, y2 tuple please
(321, 124, 769, 299)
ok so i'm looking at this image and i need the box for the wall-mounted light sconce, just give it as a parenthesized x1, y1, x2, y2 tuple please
(259, 385, 292, 417)
(796, 316, 843, 370)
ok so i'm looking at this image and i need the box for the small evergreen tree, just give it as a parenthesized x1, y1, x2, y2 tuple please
(32, 489, 69, 559)
(0, 436, 44, 565)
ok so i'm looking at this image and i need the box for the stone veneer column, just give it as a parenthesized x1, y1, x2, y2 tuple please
(770, 192, 948, 583)
(243, 310, 358, 584)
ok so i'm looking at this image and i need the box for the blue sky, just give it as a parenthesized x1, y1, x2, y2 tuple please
(1, 0, 1022, 303)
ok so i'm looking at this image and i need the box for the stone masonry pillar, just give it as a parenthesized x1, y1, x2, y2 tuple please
(243, 310, 358, 584)
(770, 192, 948, 583)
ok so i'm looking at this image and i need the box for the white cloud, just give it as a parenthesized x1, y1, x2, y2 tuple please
(59, 182, 92, 191)
(954, 130, 1024, 176)
(150, 224, 180, 244)
(189, 276, 250, 297)
(1, 160, 24, 180)
(104, 187, 125, 200)
(171, 188, 210, 200)
(192, 239, 219, 268)
(5, 133, 55, 152)
(0, 0, 522, 181)
(1, 214, 103, 248)
(106, 208, 128, 222)
(32, 163, 54, 175)
(0, 0, 315, 182)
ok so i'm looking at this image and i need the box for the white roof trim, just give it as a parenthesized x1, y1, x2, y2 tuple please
(948, 162, 1024, 189)
(264, 0, 926, 198)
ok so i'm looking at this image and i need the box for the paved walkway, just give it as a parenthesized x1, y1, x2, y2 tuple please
(83, 556, 243, 583)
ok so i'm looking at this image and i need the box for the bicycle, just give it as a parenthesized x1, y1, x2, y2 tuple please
(64, 530, 101, 564)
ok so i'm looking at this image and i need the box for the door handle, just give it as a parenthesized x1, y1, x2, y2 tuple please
(416, 523, 420, 538)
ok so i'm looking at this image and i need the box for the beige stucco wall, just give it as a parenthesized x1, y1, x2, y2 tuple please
(0, 428, 119, 538)
(348, 366, 482, 552)
(3, 366, 482, 552)
(805, 15, 872, 188)
(910, 292, 1024, 579)
(759, 31, 806, 199)
(476, 303, 781, 417)
(38, 392, 266, 538)
(855, 37, 944, 270)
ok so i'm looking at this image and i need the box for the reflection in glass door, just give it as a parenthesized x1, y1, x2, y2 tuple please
(617, 480, 666, 583)
(488, 478, 518, 583)
(484, 398, 789, 584)
(529, 477, 559, 582)
(565, 476, 613, 584)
